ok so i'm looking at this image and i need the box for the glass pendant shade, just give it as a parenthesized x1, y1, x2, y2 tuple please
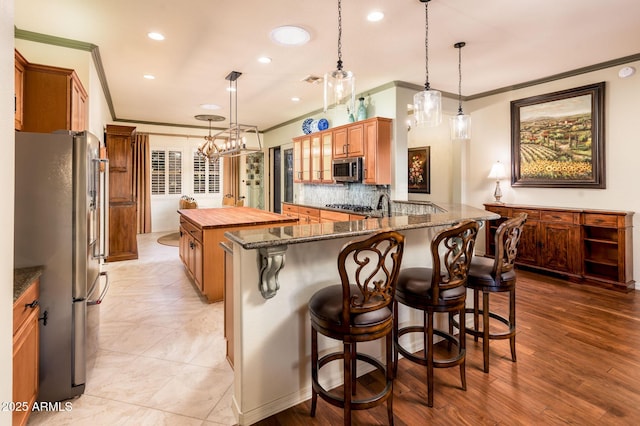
(450, 113, 471, 140)
(413, 89, 442, 127)
(323, 69, 355, 113)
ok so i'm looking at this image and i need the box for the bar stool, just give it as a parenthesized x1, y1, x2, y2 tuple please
(465, 213, 527, 373)
(309, 230, 405, 426)
(393, 220, 479, 407)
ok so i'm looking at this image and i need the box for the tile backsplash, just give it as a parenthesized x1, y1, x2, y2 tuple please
(298, 183, 389, 208)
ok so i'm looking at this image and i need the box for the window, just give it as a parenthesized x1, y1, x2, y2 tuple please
(151, 149, 182, 195)
(193, 153, 220, 194)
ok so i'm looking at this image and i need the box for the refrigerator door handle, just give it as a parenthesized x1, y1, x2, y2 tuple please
(87, 271, 109, 306)
(93, 158, 109, 260)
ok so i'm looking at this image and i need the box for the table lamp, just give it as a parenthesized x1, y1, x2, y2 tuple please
(488, 161, 507, 203)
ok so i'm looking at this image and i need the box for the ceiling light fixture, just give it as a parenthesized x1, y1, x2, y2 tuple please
(196, 71, 262, 162)
(270, 26, 310, 46)
(413, 0, 441, 127)
(143, 74, 155, 80)
(367, 11, 385, 22)
(200, 103, 221, 110)
(258, 56, 272, 64)
(451, 41, 471, 140)
(147, 32, 165, 41)
(324, 0, 355, 115)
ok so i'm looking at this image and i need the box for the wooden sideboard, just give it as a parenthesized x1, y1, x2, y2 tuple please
(484, 203, 634, 292)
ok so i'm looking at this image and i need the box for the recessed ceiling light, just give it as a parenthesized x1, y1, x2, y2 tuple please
(291, 97, 300, 102)
(143, 74, 155, 80)
(200, 103, 221, 110)
(367, 11, 384, 22)
(270, 26, 310, 46)
(147, 32, 165, 41)
(258, 56, 272, 64)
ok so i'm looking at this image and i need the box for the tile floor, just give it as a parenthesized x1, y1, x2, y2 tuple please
(28, 232, 236, 425)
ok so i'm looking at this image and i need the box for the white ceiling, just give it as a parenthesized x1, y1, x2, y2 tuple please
(14, 0, 640, 131)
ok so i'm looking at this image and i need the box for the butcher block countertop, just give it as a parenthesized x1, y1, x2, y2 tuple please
(178, 207, 297, 229)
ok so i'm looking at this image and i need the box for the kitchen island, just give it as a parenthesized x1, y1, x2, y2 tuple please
(178, 207, 298, 302)
(222, 203, 499, 425)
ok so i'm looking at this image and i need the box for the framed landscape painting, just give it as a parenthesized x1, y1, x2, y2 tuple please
(408, 146, 430, 193)
(510, 82, 605, 188)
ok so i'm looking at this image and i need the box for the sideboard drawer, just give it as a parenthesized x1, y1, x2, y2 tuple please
(583, 213, 618, 227)
(540, 210, 578, 223)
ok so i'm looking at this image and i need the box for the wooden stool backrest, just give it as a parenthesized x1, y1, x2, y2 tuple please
(430, 220, 479, 300)
(492, 213, 527, 277)
(337, 230, 405, 324)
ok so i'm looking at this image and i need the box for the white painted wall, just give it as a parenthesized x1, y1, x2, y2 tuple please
(465, 61, 640, 272)
(1, 2, 15, 424)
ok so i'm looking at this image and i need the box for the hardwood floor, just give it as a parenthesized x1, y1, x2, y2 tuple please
(255, 270, 640, 425)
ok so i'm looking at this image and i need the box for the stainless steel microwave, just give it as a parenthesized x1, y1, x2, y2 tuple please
(332, 157, 362, 182)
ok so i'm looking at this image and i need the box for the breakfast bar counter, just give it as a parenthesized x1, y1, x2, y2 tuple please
(222, 203, 498, 424)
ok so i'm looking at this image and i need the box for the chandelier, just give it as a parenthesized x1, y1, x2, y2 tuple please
(324, 0, 356, 115)
(413, 0, 442, 127)
(197, 71, 262, 161)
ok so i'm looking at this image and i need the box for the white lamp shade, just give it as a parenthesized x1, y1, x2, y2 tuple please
(413, 89, 442, 127)
(324, 70, 355, 113)
(488, 161, 507, 179)
(450, 113, 471, 140)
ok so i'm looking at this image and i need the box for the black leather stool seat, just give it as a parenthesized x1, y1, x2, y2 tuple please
(309, 284, 392, 332)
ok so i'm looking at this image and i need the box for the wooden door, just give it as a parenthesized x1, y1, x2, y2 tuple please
(517, 221, 539, 266)
(310, 134, 322, 182)
(540, 222, 580, 274)
(14, 50, 26, 130)
(321, 132, 333, 183)
(301, 136, 311, 181)
(293, 138, 303, 182)
(106, 125, 138, 262)
(333, 127, 348, 158)
(346, 123, 364, 156)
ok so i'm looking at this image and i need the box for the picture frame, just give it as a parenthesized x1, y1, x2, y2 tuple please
(408, 146, 430, 193)
(510, 82, 605, 188)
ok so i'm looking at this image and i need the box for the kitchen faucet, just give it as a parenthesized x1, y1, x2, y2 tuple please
(376, 193, 392, 217)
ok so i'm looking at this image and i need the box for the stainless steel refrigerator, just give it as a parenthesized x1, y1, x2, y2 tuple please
(14, 130, 109, 402)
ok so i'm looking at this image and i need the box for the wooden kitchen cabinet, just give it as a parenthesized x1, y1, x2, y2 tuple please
(282, 203, 300, 219)
(106, 125, 138, 262)
(13, 276, 40, 426)
(293, 117, 392, 185)
(292, 136, 311, 182)
(22, 62, 88, 132)
(310, 132, 334, 183)
(484, 203, 634, 291)
(15, 50, 27, 130)
(299, 206, 320, 224)
(333, 122, 364, 158)
(363, 117, 392, 185)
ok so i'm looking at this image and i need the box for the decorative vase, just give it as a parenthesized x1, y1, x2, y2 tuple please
(356, 97, 367, 121)
(347, 108, 355, 123)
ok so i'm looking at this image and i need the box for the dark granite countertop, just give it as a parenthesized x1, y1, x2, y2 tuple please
(14, 266, 44, 302)
(225, 203, 499, 250)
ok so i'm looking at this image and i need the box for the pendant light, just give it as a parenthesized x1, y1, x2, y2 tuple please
(451, 41, 471, 140)
(413, 0, 442, 127)
(324, 0, 355, 115)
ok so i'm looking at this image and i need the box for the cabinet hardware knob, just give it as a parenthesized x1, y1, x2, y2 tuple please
(25, 300, 39, 309)
(39, 310, 48, 326)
